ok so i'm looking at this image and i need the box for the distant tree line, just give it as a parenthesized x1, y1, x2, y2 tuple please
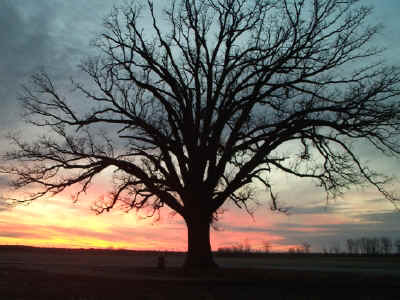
(322, 237, 400, 255)
(287, 242, 312, 254)
(291, 237, 400, 255)
(217, 240, 253, 255)
(217, 237, 400, 256)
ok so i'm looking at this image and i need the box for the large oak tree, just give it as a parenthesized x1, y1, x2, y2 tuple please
(2, 0, 400, 269)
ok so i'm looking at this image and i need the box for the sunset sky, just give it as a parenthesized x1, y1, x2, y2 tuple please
(1, 0, 400, 253)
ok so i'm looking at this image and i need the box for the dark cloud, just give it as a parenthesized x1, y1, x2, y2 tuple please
(218, 209, 400, 251)
(289, 205, 332, 215)
(269, 211, 400, 250)
(356, 211, 400, 228)
(0, 1, 120, 130)
(0, 2, 55, 75)
(219, 224, 270, 234)
(0, 1, 55, 128)
(0, 230, 43, 239)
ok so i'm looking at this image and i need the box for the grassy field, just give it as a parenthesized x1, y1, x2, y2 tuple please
(0, 246, 399, 299)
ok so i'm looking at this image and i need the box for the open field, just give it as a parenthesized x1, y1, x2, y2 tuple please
(0, 246, 399, 299)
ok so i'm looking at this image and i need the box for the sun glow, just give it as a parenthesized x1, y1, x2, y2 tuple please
(1, 181, 397, 253)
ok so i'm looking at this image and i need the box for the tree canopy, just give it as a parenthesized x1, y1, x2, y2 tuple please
(2, 0, 400, 269)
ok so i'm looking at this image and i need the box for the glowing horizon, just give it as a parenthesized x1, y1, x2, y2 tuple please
(1, 184, 395, 253)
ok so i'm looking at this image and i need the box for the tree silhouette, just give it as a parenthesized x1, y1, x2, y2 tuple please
(301, 242, 311, 254)
(1, 0, 400, 269)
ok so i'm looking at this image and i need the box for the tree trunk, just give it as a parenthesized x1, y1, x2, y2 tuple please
(183, 214, 218, 271)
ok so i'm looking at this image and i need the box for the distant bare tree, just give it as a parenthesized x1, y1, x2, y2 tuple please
(301, 242, 311, 253)
(223, 240, 253, 254)
(395, 240, 400, 254)
(370, 237, 380, 255)
(355, 237, 383, 255)
(262, 241, 271, 254)
(330, 241, 341, 254)
(346, 238, 354, 254)
(243, 239, 252, 253)
(2, 0, 400, 270)
(352, 238, 361, 255)
(380, 237, 392, 255)
(359, 237, 369, 255)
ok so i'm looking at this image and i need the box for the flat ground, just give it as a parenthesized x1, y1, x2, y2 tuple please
(0, 247, 399, 299)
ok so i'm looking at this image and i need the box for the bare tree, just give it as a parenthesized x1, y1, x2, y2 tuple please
(370, 237, 380, 255)
(262, 241, 271, 254)
(242, 239, 252, 253)
(329, 241, 342, 254)
(354, 239, 361, 254)
(380, 237, 393, 255)
(1, 0, 400, 270)
(301, 241, 311, 253)
(395, 240, 400, 254)
(346, 238, 355, 254)
(358, 237, 381, 255)
(359, 237, 369, 255)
